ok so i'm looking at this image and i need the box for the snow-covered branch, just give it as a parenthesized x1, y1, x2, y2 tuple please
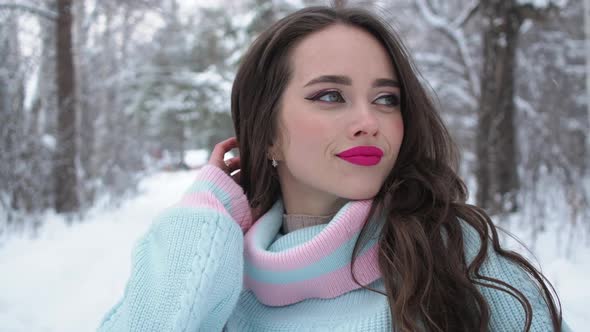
(415, 0, 480, 98)
(415, 0, 448, 28)
(0, 3, 57, 20)
(516, 0, 568, 9)
(452, 1, 480, 27)
(517, 3, 559, 21)
(515, 0, 568, 21)
(415, 52, 465, 75)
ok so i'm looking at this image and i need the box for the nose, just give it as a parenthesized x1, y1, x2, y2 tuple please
(349, 105, 379, 138)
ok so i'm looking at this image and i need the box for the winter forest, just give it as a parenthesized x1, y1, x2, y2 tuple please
(0, 0, 589, 331)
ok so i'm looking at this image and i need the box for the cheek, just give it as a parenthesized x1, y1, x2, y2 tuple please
(285, 112, 333, 152)
(382, 114, 404, 163)
(389, 114, 404, 144)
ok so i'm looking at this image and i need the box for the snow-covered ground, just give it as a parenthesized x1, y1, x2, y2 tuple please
(0, 168, 588, 332)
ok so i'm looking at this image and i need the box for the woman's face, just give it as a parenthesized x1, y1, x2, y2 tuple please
(271, 23, 404, 214)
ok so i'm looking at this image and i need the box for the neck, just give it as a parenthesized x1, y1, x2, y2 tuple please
(277, 168, 349, 216)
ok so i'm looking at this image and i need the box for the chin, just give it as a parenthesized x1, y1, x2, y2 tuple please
(336, 177, 384, 200)
(338, 187, 381, 201)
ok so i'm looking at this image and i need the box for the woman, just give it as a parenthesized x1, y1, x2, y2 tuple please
(98, 5, 571, 332)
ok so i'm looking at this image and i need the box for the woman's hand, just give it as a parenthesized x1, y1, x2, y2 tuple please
(208, 137, 241, 185)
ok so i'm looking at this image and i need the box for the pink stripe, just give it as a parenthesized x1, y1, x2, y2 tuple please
(244, 200, 373, 270)
(244, 243, 381, 306)
(178, 192, 233, 221)
(193, 165, 253, 232)
(229, 196, 252, 233)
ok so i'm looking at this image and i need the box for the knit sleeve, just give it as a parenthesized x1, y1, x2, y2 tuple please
(460, 220, 573, 332)
(97, 165, 252, 332)
(180, 164, 253, 232)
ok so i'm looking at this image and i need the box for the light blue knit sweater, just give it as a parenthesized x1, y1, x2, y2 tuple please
(97, 165, 571, 331)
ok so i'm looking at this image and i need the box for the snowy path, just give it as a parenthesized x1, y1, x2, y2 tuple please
(0, 169, 588, 332)
(0, 170, 197, 332)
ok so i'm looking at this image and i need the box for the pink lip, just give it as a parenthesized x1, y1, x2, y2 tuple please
(336, 146, 383, 166)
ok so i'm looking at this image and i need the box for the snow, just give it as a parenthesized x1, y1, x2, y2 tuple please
(516, 0, 569, 8)
(40, 134, 56, 150)
(498, 217, 590, 331)
(184, 149, 209, 168)
(0, 170, 197, 332)
(0, 169, 588, 332)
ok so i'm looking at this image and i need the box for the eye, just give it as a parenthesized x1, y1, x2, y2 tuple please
(374, 94, 401, 107)
(307, 90, 345, 103)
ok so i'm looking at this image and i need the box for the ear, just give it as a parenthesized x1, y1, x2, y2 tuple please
(267, 144, 283, 161)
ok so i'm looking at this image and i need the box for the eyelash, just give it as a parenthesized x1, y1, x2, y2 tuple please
(305, 90, 401, 108)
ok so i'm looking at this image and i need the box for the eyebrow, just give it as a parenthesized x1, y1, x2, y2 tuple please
(303, 75, 400, 88)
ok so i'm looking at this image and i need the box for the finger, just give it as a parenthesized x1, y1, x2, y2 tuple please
(224, 156, 240, 169)
(230, 156, 241, 170)
(214, 137, 237, 159)
(210, 137, 238, 164)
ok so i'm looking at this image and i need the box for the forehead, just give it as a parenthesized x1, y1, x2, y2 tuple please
(289, 24, 397, 83)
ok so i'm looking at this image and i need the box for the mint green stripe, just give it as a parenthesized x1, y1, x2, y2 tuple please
(157, 206, 235, 223)
(245, 224, 380, 285)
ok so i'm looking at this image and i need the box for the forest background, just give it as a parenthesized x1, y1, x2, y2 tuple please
(0, 0, 588, 331)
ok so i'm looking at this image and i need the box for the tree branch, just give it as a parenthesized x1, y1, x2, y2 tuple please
(416, 0, 449, 28)
(415, 52, 465, 75)
(516, 3, 558, 21)
(331, 0, 348, 8)
(453, 0, 480, 27)
(415, 0, 480, 97)
(0, 3, 57, 20)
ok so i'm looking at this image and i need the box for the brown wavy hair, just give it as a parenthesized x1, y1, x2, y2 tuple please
(230, 5, 562, 332)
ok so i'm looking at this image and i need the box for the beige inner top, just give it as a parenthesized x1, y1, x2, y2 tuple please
(281, 213, 335, 234)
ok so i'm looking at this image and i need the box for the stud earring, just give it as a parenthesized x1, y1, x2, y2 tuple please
(272, 158, 278, 168)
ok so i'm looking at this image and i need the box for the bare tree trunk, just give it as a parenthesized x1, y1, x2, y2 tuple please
(0, 15, 27, 216)
(53, 0, 79, 213)
(476, 0, 558, 214)
(333, 0, 347, 8)
(74, 0, 97, 207)
(476, 0, 522, 214)
(38, 0, 58, 139)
